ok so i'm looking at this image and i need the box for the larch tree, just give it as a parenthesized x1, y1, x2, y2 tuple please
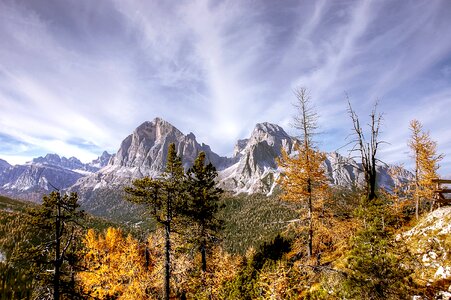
(79, 227, 159, 299)
(184, 151, 223, 272)
(277, 88, 328, 258)
(408, 119, 443, 219)
(124, 143, 185, 300)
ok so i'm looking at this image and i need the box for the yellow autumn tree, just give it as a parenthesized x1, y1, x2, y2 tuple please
(409, 119, 443, 219)
(181, 246, 241, 299)
(78, 227, 160, 299)
(277, 88, 329, 259)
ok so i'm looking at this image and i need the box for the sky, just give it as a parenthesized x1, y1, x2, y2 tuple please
(1, 0, 451, 175)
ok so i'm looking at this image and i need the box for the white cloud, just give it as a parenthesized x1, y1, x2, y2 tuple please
(0, 0, 451, 174)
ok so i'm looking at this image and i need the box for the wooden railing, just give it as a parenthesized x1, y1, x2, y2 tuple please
(431, 178, 451, 206)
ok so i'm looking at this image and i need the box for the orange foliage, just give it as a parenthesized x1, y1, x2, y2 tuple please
(78, 228, 160, 299)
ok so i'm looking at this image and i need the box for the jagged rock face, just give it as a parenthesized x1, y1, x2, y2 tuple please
(218, 124, 412, 195)
(324, 152, 364, 186)
(89, 151, 112, 169)
(0, 164, 84, 202)
(218, 122, 295, 194)
(32, 153, 110, 173)
(0, 159, 11, 172)
(72, 118, 230, 193)
(233, 139, 249, 158)
(0, 152, 112, 202)
(324, 153, 412, 192)
(0, 118, 412, 209)
(110, 118, 229, 171)
(0, 159, 12, 187)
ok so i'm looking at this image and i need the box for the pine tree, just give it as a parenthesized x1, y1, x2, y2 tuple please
(408, 119, 443, 218)
(25, 191, 84, 300)
(124, 143, 185, 300)
(277, 88, 328, 258)
(339, 196, 414, 300)
(184, 151, 224, 272)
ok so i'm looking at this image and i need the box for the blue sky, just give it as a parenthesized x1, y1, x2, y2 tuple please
(1, 0, 451, 174)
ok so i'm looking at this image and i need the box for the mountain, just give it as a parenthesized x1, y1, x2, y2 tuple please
(0, 152, 112, 202)
(89, 151, 113, 169)
(0, 118, 412, 213)
(218, 122, 295, 194)
(70, 118, 233, 217)
(0, 164, 84, 201)
(32, 152, 112, 173)
(72, 118, 230, 192)
(0, 159, 11, 173)
(218, 122, 412, 194)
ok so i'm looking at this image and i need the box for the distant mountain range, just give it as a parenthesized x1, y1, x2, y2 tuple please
(0, 118, 412, 216)
(0, 152, 112, 201)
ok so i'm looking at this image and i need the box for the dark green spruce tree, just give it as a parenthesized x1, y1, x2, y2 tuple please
(124, 143, 185, 300)
(339, 196, 415, 300)
(184, 151, 223, 272)
(24, 191, 84, 300)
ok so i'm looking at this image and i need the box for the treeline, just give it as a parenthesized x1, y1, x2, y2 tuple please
(0, 89, 447, 299)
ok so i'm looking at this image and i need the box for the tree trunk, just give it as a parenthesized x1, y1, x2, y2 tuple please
(368, 156, 377, 201)
(201, 241, 207, 272)
(164, 221, 170, 300)
(307, 178, 313, 258)
(369, 173, 377, 201)
(164, 190, 172, 300)
(415, 155, 420, 220)
(54, 199, 61, 300)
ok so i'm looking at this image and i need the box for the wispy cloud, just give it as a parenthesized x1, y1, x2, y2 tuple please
(0, 0, 451, 174)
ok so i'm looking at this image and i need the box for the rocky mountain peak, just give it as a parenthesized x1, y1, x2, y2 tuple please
(89, 151, 112, 169)
(0, 158, 11, 166)
(248, 122, 292, 148)
(33, 153, 61, 165)
(186, 132, 196, 140)
(0, 159, 11, 171)
(219, 122, 296, 194)
(76, 118, 231, 192)
(253, 122, 288, 135)
(111, 118, 187, 169)
(233, 139, 249, 158)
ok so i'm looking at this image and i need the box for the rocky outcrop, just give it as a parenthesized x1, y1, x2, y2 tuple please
(402, 206, 451, 298)
(0, 118, 412, 208)
(32, 152, 112, 173)
(0, 159, 11, 172)
(0, 152, 112, 202)
(71, 118, 231, 194)
(218, 122, 295, 194)
(0, 164, 84, 202)
(89, 151, 112, 169)
(218, 123, 412, 195)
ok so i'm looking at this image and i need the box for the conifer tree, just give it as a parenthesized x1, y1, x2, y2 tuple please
(408, 119, 443, 218)
(339, 196, 414, 300)
(184, 151, 223, 272)
(277, 88, 328, 258)
(124, 143, 185, 300)
(25, 191, 84, 300)
(79, 227, 159, 299)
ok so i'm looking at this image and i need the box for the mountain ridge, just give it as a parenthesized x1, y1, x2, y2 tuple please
(0, 118, 412, 210)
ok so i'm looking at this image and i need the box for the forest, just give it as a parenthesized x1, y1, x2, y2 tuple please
(0, 90, 449, 300)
